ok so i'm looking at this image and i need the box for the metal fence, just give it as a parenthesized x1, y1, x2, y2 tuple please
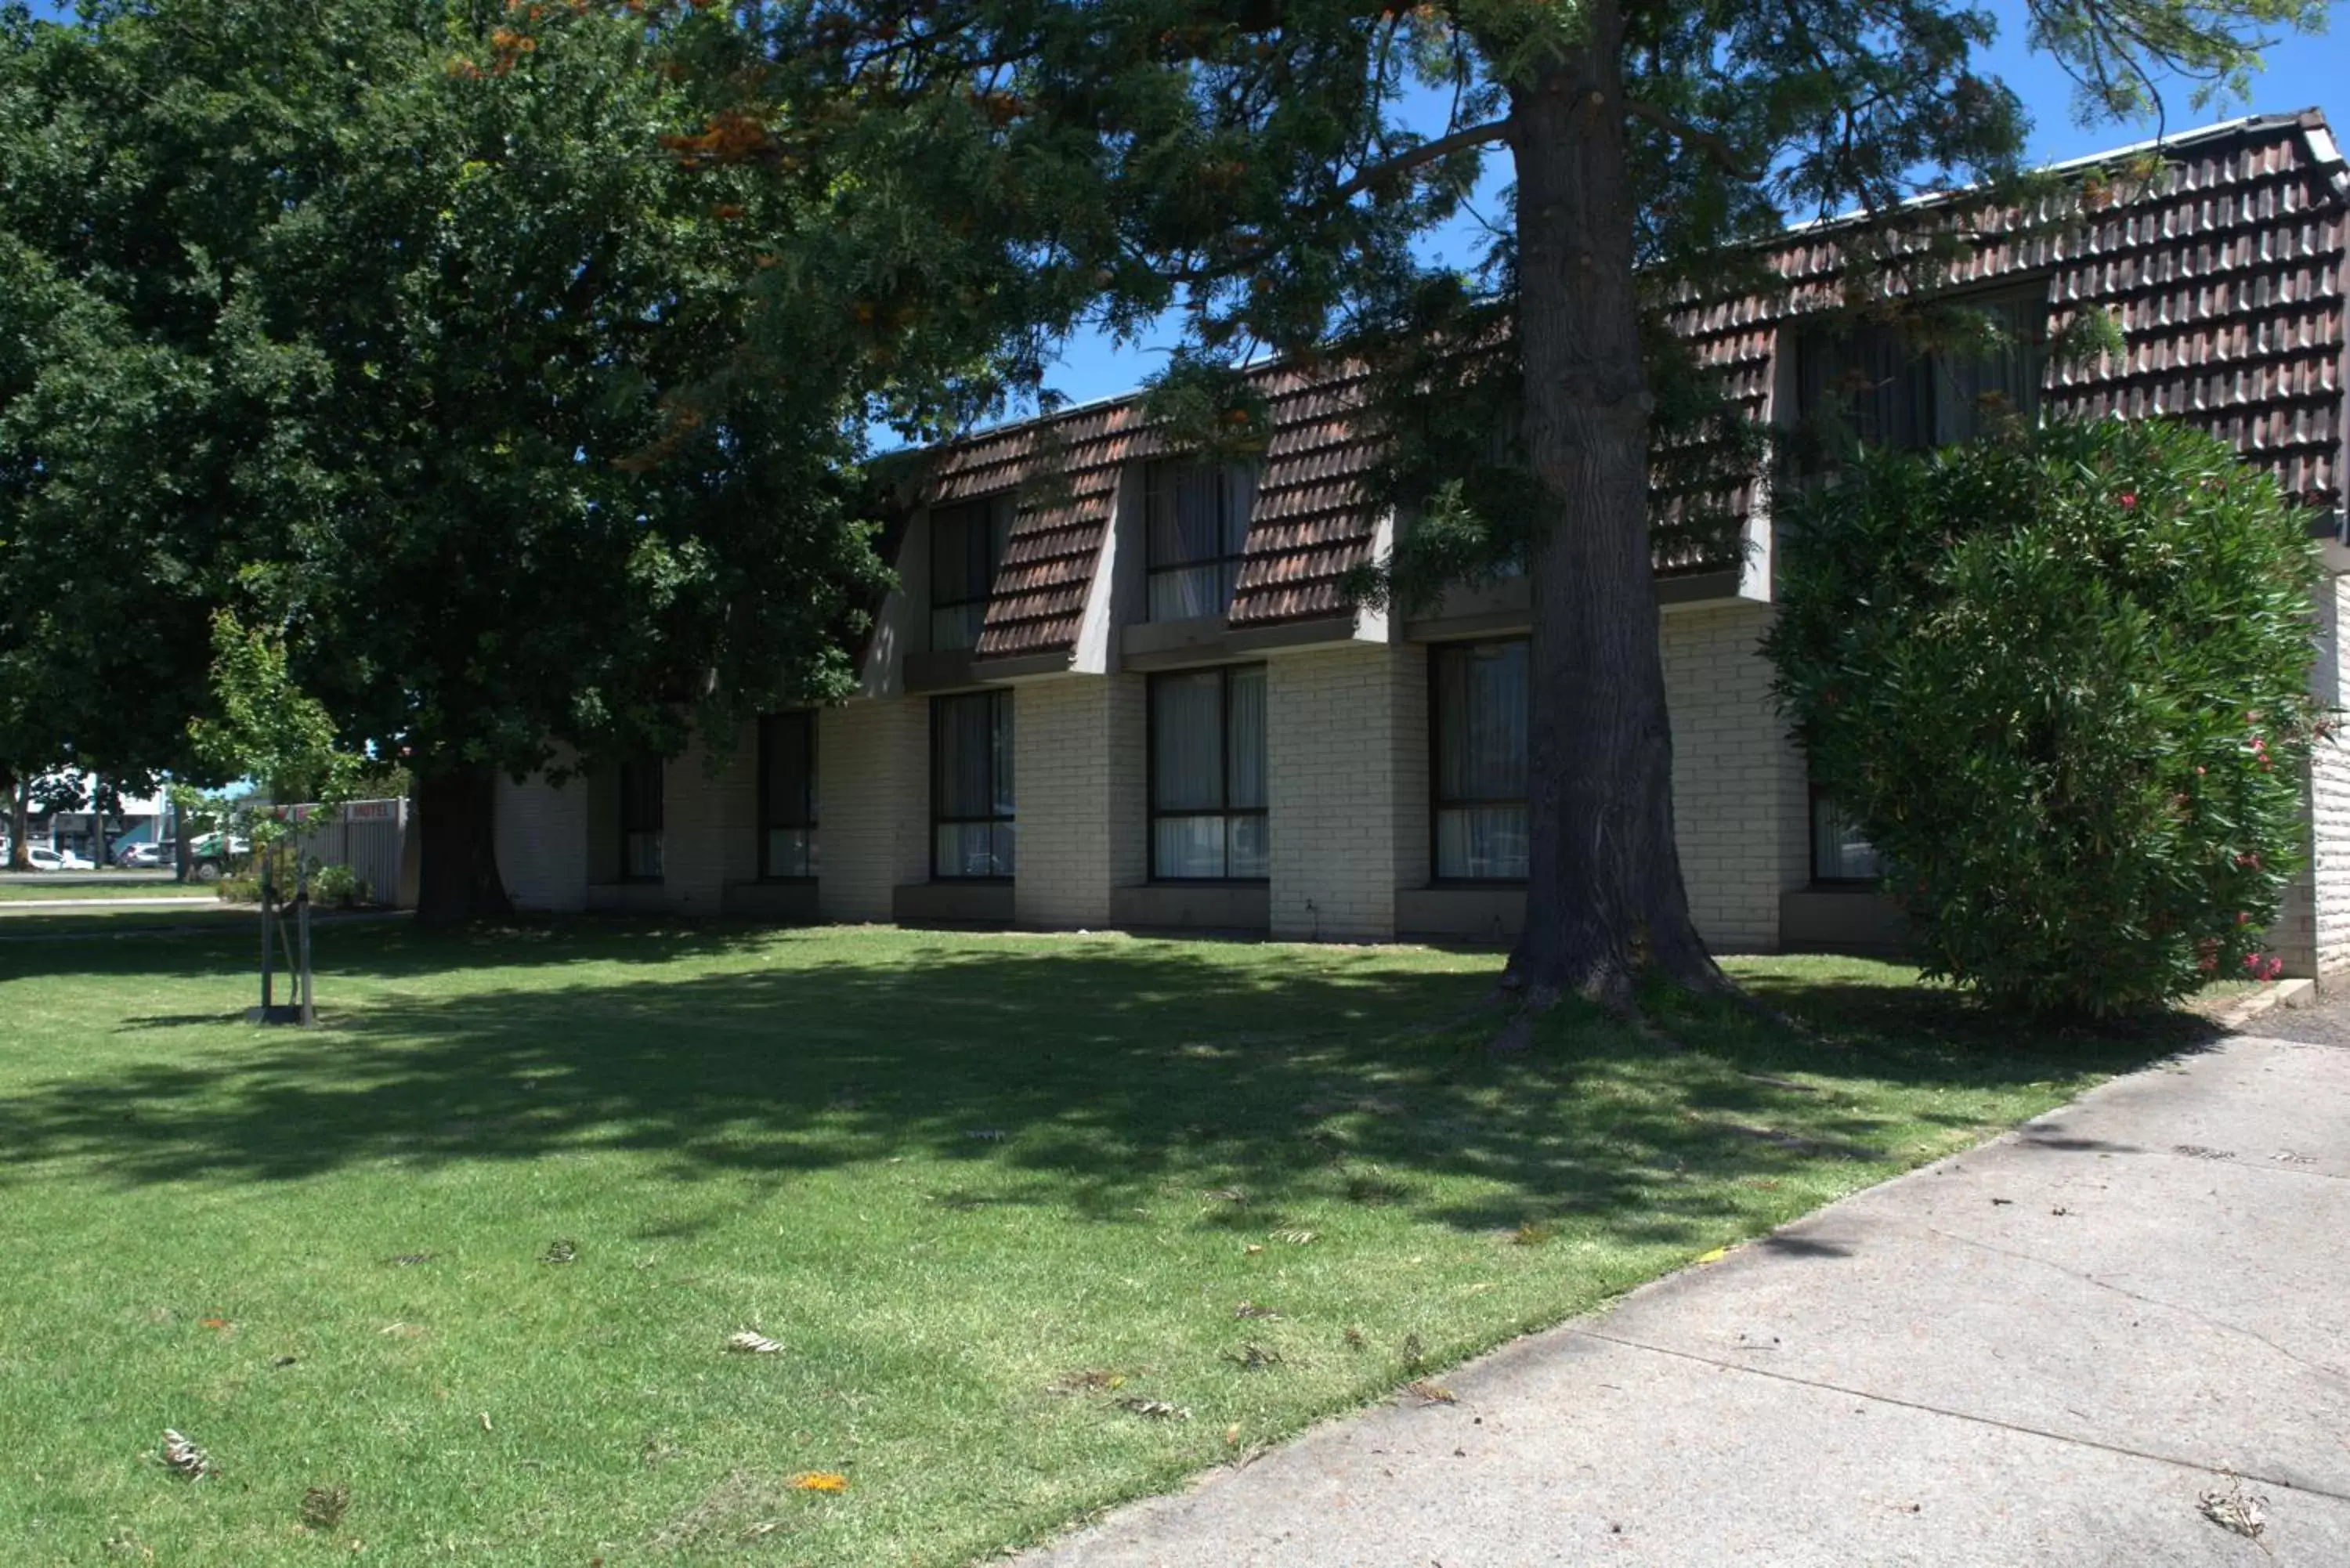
(286, 798, 408, 907)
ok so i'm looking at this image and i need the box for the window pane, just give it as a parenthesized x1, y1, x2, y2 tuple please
(1436, 807, 1528, 880)
(990, 692, 1015, 818)
(935, 822, 1010, 879)
(935, 693, 999, 819)
(931, 604, 986, 652)
(1221, 467, 1258, 556)
(1227, 814, 1269, 880)
(765, 828, 815, 879)
(1812, 794, 1885, 882)
(1435, 642, 1528, 804)
(620, 759, 663, 833)
(1225, 666, 1266, 810)
(1153, 815, 1226, 879)
(1148, 463, 1224, 567)
(624, 829, 665, 881)
(1152, 672, 1224, 811)
(1148, 564, 1227, 622)
(760, 714, 814, 830)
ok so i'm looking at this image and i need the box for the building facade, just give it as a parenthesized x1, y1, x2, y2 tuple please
(494, 113, 2350, 971)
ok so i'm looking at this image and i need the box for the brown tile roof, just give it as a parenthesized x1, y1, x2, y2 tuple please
(911, 110, 2347, 658)
(1677, 107, 2348, 512)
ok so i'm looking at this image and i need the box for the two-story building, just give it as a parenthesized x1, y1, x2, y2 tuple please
(491, 110, 2350, 972)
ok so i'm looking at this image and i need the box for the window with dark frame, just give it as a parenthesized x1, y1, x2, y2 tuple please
(1795, 291, 2050, 456)
(1144, 460, 1258, 621)
(931, 690, 1014, 879)
(930, 493, 1015, 653)
(618, 758, 664, 882)
(1809, 786, 1886, 885)
(1148, 665, 1268, 880)
(757, 711, 818, 880)
(1430, 640, 1529, 882)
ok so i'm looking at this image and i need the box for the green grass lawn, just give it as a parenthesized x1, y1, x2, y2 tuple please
(0, 876, 215, 901)
(0, 920, 2200, 1565)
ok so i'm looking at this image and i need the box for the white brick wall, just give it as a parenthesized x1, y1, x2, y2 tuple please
(818, 699, 929, 920)
(1660, 602, 1809, 953)
(1013, 676, 1144, 927)
(659, 728, 756, 916)
(1268, 645, 1426, 941)
(494, 767, 589, 912)
(2298, 573, 2350, 978)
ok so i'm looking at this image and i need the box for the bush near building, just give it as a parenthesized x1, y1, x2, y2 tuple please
(1767, 419, 2326, 1016)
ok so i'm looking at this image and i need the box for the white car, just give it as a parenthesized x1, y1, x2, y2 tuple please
(24, 847, 94, 871)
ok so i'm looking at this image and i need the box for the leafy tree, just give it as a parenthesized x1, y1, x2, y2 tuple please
(1765, 419, 2323, 1015)
(0, 14, 232, 865)
(721, 0, 2330, 1003)
(5, 1, 1042, 921)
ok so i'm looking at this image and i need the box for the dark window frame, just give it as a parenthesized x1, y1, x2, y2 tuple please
(1806, 782, 1887, 888)
(1794, 284, 2052, 459)
(757, 710, 818, 883)
(930, 688, 1015, 882)
(929, 493, 1015, 653)
(616, 757, 664, 883)
(1427, 638, 1531, 887)
(1146, 664, 1270, 883)
(1143, 459, 1257, 622)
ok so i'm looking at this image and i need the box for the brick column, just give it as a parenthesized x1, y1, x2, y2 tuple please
(818, 699, 930, 922)
(1267, 644, 1425, 941)
(1012, 675, 1145, 928)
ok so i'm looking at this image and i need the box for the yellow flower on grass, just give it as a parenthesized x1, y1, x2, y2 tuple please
(788, 1472, 848, 1493)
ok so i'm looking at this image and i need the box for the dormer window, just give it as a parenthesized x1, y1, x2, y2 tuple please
(1145, 460, 1257, 621)
(930, 493, 1014, 652)
(1796, 291, 2048, 454)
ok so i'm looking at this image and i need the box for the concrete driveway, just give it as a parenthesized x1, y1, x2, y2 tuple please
(1025, 1022, 2350, 1567)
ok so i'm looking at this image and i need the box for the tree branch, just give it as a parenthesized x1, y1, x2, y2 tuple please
(1332, 117, 1515, 204)
(1625, 99, 1760, 182)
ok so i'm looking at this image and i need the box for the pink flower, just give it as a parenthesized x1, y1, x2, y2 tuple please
(2120, 492, 2138, 508)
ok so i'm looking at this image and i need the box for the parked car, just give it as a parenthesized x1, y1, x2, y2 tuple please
(118, 842, 168, 869)
(25, 846, 94, 871)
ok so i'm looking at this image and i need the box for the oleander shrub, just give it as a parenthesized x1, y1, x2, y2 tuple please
(1765, 418, 2327, 1016)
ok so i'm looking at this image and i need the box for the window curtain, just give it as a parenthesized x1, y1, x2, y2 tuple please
(760, 714, 816, 878)
(1152, 670, 1226, 878)
(1146, 462, 1258, 620)
(935, 692, 1014, 877)
(1936, 296, 2047, 445)
(1434, 642, 1529, 880)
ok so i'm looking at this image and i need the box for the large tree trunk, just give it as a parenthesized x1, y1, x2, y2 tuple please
(6, 772, 30, 871)
(1504, 12, 1729, 1009)
(414, 761, 513, 928)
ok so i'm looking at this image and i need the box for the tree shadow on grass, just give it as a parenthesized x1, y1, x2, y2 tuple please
(0, 921, 2210, 1255)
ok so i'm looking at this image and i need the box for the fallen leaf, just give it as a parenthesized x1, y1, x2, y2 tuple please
(1234, 1301, 1280, 1320)
(300, 1484, 350, 1529)
(2196, 1476, 2268, 1546)
(1224, 1423, 1242, 1446)
(1512, 1221, 1557, 1247)
(1694, 1247, 1729, 1265)
(1273, 1229, 1318, 1246)
(1405, 1380, 1457, 1404)
(1115, 1397, 1191, 1421)
(787, 1472, 848, 1493)
(725, 1330, 784, 1355)
(541, 1240, 578, 1265)
(157, 1429, 215, 1480)
(1224, 1342, 1283, 1371)
(477, 1411, 493, 1433)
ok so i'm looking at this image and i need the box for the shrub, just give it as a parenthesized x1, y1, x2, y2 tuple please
(309, 862, 370, 909)
(1765, 418, 2326, 1016)
(215, 876, 264, 905)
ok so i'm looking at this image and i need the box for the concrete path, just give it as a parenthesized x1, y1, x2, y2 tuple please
(1025, 1028, 2350, 1567)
